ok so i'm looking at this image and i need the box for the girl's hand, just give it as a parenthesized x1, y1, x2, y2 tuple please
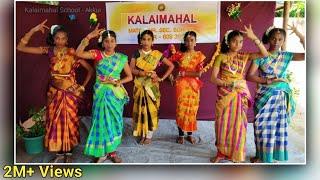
(31, 19, 50, 34)
(98, 75, 119, 85)
(272, 77, 287, 83)
(150, 72, 158, 79)
(114, 80, 122, 87)
(266, 77, 286, 84)
(67, 84, 79, 92)
(151, 73, 161, 82)
(87, 23, 105, 39)
(288, 23, 298, 35)
(242, 24, 258, 41)
(153, 77, 162, 83)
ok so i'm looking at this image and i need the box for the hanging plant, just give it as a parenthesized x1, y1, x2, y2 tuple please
(226, 2, 242, 22)
(89, 13, 98, 28)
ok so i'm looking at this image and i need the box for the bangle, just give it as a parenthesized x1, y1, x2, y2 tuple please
(222, 82, 227, 87)
(115, 79, 121, 85)
(20, 38, 28, 45)
(265, 78, 271, 85)
(146, 71, 153, 77)
(178, 71, 185, 77)
(253, 39, 261, 45)
(159, 77, 164, 82)
(81, 38, 89, 47)
(79, 85, 85, 91)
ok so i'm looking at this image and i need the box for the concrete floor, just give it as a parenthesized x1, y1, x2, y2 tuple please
(16, 107, 305, 164)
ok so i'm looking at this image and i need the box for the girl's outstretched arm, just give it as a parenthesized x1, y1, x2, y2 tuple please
(76, 23, 105, 60)
(17, 19, 50, 54)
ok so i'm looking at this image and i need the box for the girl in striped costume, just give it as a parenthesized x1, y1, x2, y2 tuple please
(210, 25, 270, 163)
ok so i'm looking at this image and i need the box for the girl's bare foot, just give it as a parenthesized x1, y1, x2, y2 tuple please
(95, 155, 108, 163)
(250, 157, 260, 163)
(50, 153, 65, 163)
(64, 153, 73, 163)
(176, 136, 184, 144)
(210, 155, 225, 163)
(186, 135, 196, 144)
(139, 137, 146, 145)
(143, 138, 152, 145)
(108, 153, 122, 163)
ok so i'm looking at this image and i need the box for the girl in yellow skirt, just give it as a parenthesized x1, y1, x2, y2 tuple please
(130, 30, 174, 145)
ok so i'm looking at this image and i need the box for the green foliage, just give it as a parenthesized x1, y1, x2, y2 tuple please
(275, 1, 305, 17)
(16, 107, 46, 139)
(290, 1, 305, 17)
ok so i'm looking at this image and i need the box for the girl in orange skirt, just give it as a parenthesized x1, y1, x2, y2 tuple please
(169, 31, 206, 144)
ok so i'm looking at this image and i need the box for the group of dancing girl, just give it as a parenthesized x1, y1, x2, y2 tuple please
(17, 18, 305, 163)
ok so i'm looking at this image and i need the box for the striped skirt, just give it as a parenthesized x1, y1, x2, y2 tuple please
(84, 84, 128, 157)
(254, 90, 289, 163)
(215, 86, 250, 162)
(45, 86, 81, 152)
(132, 79, 160, 138)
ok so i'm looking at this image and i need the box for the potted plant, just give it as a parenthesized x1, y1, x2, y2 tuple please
(17, 106, 46, 154)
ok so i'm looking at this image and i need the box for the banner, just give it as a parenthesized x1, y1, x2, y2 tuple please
(106, 1, 220, 44)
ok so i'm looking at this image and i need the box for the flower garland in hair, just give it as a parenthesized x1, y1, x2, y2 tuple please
(50, 25, 60, 35)
(224, 30, 233, 45)
(265, 25, 275, 36)
(200, 43, 221, 74)
(89, 13, 98, 28)
(98, 30, 106, 43)
(226, 2, 242, 22)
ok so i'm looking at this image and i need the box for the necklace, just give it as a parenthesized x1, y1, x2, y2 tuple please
(184, 50, 195, 62)
(141, 49, 152, 54)
(226, 53, 241, 75)
(103, 51, 115, 58)
(55, 47, 67, 60)
(53, 47, 67, 70)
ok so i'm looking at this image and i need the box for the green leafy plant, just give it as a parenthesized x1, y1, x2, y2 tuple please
(17, 107, 46, 139)
(275, 1, 305, 18)
(226, 3, 242, 21)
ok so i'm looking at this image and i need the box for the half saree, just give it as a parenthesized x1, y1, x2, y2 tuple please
(45, 47, 83, 152)
(253, 51, 296, 163)
(84, 51, 129, 157)
(214, 53, 252, 162)
(171, 51, 206, 132)
(132, 50, 163, 138)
